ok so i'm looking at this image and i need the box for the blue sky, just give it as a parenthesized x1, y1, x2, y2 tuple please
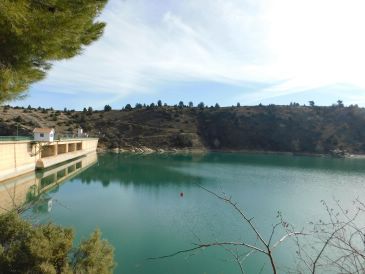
(12, 0, 365, 109)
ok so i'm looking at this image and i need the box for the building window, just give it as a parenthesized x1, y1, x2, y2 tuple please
(40, 133, 44, 137)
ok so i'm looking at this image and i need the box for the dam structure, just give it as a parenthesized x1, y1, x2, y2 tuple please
(0, 128, 98, 182)
(0, 152, 98, 213)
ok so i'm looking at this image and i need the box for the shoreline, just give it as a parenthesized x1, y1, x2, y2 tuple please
(97, 146, 365, 159)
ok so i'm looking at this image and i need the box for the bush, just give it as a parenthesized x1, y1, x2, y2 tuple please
(0, 212, 115, 274)
(104, 105, 112, 112)
(173, 133, 193, 148)
(14, 116, 22, 122)
(198, 102, 205, 109)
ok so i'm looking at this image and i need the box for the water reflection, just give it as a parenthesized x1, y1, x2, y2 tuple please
(0, 153, 97, 214)
(211, 153, 365, 173)
(157, 152, 365, 173)
(78, 153, 203, 187)
(3, 152, 364, 214)
(77, 152, 365, 190)
(16, 152, 365, 274)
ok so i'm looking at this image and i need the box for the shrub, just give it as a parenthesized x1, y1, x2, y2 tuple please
(14, 116, 22, 122)
(198, 102, 205, 109)
(0, 212, 115, 274)
(104, 105, 112, 112)
(173, 133, 193, 148)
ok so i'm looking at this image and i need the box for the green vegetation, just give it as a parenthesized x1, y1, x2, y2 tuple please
(0, 0, 108, 102)
(104, 105, 112, 111)
(1, 102, 365, 154)
(0, 212, 115, 274)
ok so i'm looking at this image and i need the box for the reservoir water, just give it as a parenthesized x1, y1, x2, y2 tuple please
(5, 152, 365, 273)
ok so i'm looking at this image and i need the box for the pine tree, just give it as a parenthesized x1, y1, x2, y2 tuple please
(0, 0, 108, 102)
(0, 212, 115, 273)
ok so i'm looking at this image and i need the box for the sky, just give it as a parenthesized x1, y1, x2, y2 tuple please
(12, 0, 365, 109)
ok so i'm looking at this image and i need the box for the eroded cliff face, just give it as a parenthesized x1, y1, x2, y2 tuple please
(1, 105, 365, 154)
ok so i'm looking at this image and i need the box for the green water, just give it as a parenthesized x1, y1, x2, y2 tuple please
(24, 152, 365, 273)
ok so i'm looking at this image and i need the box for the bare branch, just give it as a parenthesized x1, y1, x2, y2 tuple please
(272, 231, 307, 250)
(147, 241, 266, 260)
(198, 185, 268, 247)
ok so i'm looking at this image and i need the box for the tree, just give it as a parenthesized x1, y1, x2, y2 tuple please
(0, 212, 115, 274)
(0, 0, 108, 102)
(293, 199, 365, 274)
(188, 102, 194, 108)
(135, 103, 142, 109)
(178, 101, 184, 109)
(309, 101, 315, 107)
(157, 100, 162, 107)
(104, 105, 112, 111)
(83, 107, 87, 113)
(149, 186, 304, 274)
(236, 102, 241, 107)
(72, 229, 115, 273)
(150, 186, 365, 274)
(198, 102, 205, 109)
(215, 103, 220, 108)
(124, 104, 132, 111)
(337, 100, 344, 107)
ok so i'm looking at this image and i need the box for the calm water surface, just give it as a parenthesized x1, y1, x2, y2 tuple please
(23, 152, 365, 273)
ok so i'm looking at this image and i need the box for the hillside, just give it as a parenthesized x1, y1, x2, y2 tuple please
(1, 104, 365, 155)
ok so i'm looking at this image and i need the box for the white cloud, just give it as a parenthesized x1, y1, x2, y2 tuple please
(36, 0, 365, 105)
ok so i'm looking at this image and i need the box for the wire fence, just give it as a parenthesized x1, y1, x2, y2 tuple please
(0, 136, 33, 141)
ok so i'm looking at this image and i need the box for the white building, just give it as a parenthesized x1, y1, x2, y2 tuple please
(33, 128, 55, 142)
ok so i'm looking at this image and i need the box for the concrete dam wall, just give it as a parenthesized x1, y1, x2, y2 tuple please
(0, 138, 98, 182)
(0, 152, 98, 214)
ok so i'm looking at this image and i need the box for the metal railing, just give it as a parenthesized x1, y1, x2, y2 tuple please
(55, 134, 98, 140)
(0, 136, 33, 141)
(0, 135, 98, 142)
